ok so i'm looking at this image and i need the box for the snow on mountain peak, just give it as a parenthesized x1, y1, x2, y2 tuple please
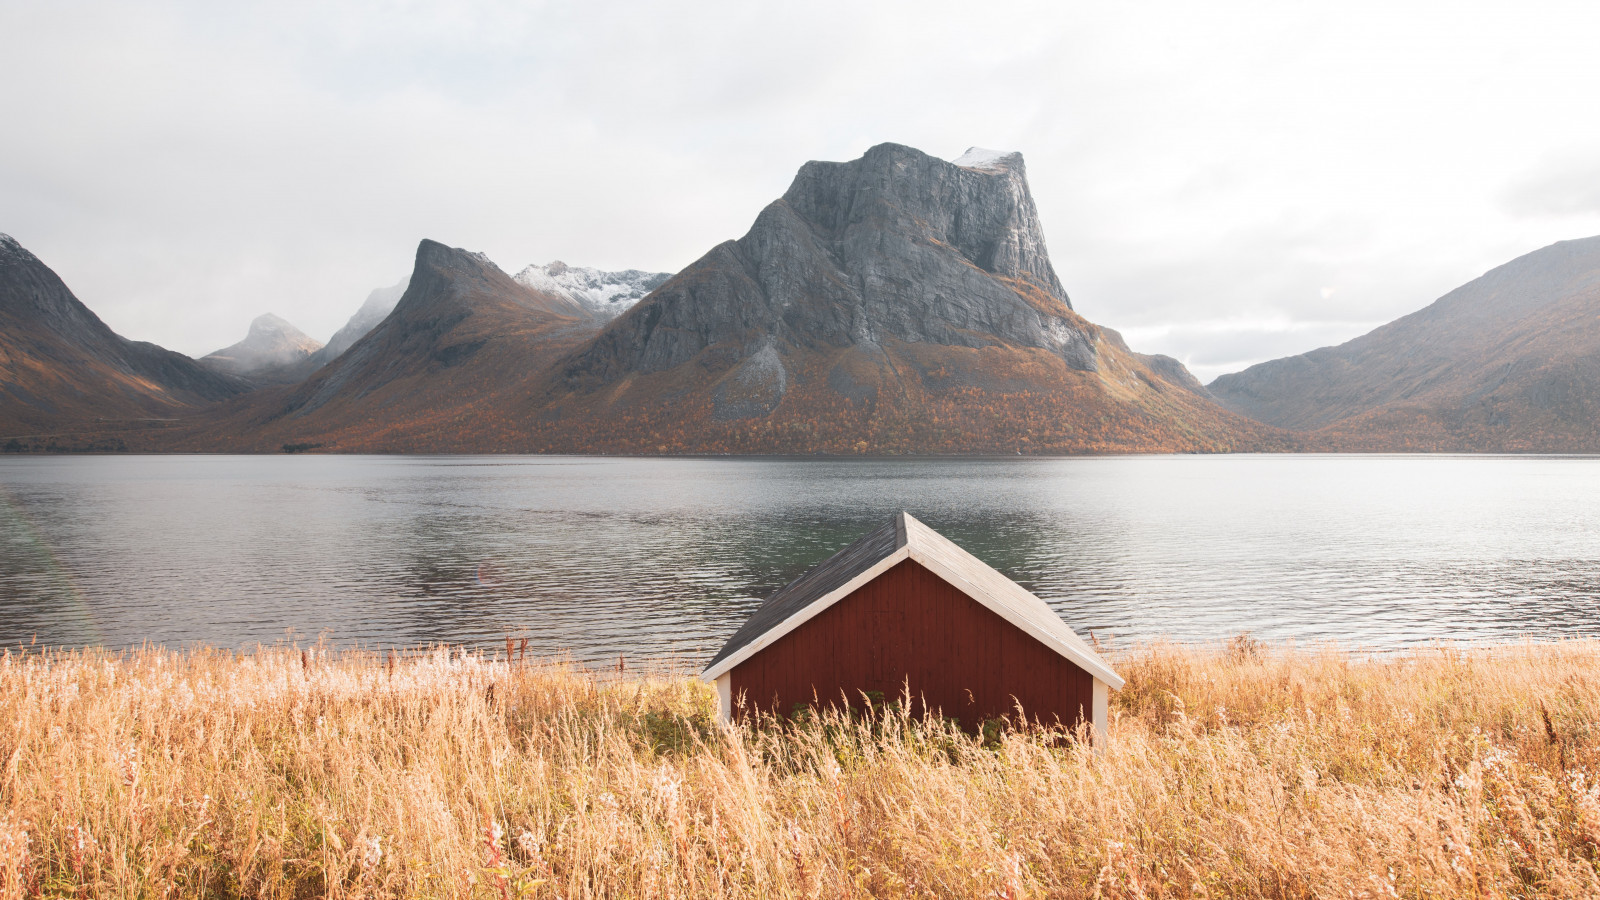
(952, 147, 1021, 172)
(513, 261, 670, 321)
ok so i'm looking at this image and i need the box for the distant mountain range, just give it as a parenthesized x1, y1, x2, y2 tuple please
(180, 241, 601, 452)
(184, 257, 672, 393)
(6, 143, 1600, 454)
(135, 144, 1277, 453)
(1208, 236, 1600, 451)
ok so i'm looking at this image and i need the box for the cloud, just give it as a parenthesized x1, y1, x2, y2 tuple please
(1502, 155, 1600, 218)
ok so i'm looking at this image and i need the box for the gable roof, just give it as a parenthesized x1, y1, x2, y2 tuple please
(701, 512, 1123, 688)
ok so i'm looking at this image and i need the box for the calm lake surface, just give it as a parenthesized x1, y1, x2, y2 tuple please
(2, 454, 1598, 662)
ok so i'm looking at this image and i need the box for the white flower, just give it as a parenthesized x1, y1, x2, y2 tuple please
(362, 836, 383, 870)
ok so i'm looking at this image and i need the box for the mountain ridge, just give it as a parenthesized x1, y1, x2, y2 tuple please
(523, 143, 1282, 454)
(512, 261, 670, 322)
(161, 238, 602, 451)
(311, 277, 411, 368)
(3, 143, 1296, 455)
(1207, 235, 1600, 450)
(0, 233, 249, 446)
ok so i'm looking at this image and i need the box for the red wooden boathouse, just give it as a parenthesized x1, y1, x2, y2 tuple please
(701, 512, 1122, 735)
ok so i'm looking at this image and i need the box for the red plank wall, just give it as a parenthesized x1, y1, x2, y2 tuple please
(728, 559, 1095, 729)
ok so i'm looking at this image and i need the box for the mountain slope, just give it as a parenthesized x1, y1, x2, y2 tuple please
(311, 277, 410, 366)
(512, 262, 669, 322)
(0, 233, 248, 443)
(201, 313, 323, 384)
(230, 278, 411, 388)
(1207, 236, 1600, 450)
(529, 143, 1285, 454)
(174, 239, 600, 451)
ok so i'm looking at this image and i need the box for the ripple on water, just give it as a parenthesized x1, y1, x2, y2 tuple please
(2, 454, 1599, 660)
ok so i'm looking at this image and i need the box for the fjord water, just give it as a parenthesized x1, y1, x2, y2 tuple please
(2, 454, 1597, 662)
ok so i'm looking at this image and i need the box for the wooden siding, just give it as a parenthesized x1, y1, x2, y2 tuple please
(728, 559, 1096, 730)
(705, 517, 902, 672)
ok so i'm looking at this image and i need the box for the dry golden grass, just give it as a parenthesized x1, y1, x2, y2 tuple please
(3, 639, 1600, 898)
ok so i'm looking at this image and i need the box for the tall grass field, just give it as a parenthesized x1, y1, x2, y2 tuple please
(3, 639, 1598, 898)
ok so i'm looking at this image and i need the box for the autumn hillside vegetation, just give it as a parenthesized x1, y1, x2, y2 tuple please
(3, 640, 1599, 898)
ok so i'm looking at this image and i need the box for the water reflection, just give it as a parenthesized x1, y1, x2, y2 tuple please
(2, 454, 1599, 661)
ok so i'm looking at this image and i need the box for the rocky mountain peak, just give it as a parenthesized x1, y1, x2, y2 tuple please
(563, 142, 1092, 389)
(387, 240, 545, 324)
(0, 231, 118, 340)
(512, 260, 671, 322)
(952, 147, 1023, 172)
(408, 239, 501, 289)
(0, 236, 248, 435)
(246, 313, 317, 343)
(201, 312, 322, 378)
(343, 238, 591, 361)
(779, 142, 1068, 308)
(273, 237, 600, 424)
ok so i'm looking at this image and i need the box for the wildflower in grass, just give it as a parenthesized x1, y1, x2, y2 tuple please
(0, 814, 30, 899)
(361, 835, 382, 871)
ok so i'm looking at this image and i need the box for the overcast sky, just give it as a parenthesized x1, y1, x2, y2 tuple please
(5, 0, 1600, 381)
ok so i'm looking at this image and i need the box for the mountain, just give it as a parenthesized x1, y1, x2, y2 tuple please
(526, 143, 1285, 455)
(0, 233, 248, 447)
(512, 262, 670, 321)
(201, 313, 323, 384)
(1207, 236, 1600, 451)
(310, 277, 410, 366)
(32, 143, 1285, 455)
(174, 239, 600, 451)
(214, 277, 409, 388)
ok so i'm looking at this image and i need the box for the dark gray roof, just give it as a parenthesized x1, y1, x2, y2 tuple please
(703, 516, 904, 672)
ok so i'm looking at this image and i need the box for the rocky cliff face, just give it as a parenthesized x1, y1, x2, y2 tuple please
(513, 262, 669, 321)
(1208, 236, 1600, 450)
(564, 144, 1093, 390)
(0, 233, 248, 440)
(202, 313, 323, 382)
(527, 144, 1279, 455)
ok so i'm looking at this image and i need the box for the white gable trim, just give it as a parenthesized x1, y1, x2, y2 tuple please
(700, 545, 912, 681)
(715, 673, 732, 723)
(701, 541, 1124, 689)
(1093, 679, 1109, 744)
(908, 547, 1125, 689)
